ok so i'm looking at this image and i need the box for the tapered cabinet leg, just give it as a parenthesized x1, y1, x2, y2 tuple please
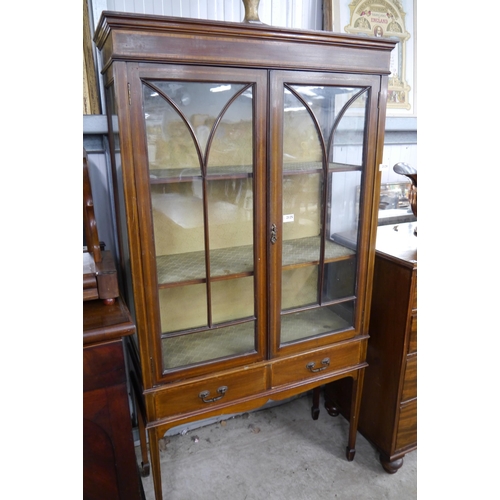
(345, 368, 365, 461)
(311, 386, 321, 420)
(137, 406, 150, 477)
(148, 428, 163, 500)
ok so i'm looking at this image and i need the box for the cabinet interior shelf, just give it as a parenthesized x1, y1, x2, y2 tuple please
(156, 236, 355, 287)
(149, 162, 360, 184)
(161, 305, 352, 370)
(162, 320, 256, 369)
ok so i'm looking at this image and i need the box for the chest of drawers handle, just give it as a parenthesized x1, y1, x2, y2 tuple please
(198, 386, 228, 403)
(306, 357, 330, 373)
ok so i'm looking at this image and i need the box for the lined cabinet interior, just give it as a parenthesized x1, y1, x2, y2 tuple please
(95, 12, 395, 499)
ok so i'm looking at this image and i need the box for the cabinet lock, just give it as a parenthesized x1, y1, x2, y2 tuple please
(270, 224, 278, 244)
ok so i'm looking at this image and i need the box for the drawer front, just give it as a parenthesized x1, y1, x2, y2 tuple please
(271, 341, 362, 388)
(401, 354, 417, 402)
(407, 313, 417, 354)
(396, 398, 417, 450)
(152, 366, 267, 419)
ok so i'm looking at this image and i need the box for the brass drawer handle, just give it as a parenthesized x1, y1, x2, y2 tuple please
(199, 386, 228, 403)
(306, 358, 330, 373)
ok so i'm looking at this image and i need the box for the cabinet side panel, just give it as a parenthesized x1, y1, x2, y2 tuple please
(358, 255, 412, 452)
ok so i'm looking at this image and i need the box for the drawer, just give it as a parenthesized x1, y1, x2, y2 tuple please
(395, 398, 417, 450)
(152, 365, 267, 419)
(401, 354, 417, 402)
(407, 313, 417, 354)
(271, 341, 362, 388)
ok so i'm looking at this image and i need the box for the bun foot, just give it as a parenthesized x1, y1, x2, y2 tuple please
(346, 446, 356, 461)
(380, 455, 404, 474)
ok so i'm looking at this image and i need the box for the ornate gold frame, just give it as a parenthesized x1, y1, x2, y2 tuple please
(83, 0, 101, 115)
(344, 0, 411, 110)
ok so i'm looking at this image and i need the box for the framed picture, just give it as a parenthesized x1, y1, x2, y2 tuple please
(329, 0, 416, 116)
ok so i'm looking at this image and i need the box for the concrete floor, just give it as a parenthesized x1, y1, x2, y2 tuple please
(136, 392, 416, 499)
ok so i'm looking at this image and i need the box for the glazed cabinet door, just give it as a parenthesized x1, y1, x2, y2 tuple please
(127, 64, 268, 383)
(269, 71, 382, 356)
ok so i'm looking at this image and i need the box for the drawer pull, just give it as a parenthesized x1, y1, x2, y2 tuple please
(199, 386, 228, 403)
(306, 358, 330, 373)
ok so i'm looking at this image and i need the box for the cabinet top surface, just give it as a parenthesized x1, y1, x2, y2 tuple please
(83, 297, 135, 346)
(94, 11, 396, 76)
(95, 11, 397, 45)
(95, 10, 396, 48)
(375, 223, 417, 265)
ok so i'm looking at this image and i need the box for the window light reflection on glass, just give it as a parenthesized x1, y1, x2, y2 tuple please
(210, 84, 232, 93)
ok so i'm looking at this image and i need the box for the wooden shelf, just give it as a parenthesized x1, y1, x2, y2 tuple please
(162, 320, 256, 369)
(156, 237, 354, 287)
(281, 306, 351, 344)
(149, 161, 360, 184)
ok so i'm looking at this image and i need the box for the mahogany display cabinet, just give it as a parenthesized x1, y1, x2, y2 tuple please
(94, 11, 396, 499)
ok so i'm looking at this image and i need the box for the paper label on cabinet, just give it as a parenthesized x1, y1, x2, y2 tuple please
(283, 214, 294, 223)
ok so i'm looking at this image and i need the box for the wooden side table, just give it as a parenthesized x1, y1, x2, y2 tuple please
(83, 297, 143, 499)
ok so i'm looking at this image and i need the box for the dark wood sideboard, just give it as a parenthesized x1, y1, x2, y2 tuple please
(83, 297, 144, 499)
(325, 222, 417, 472)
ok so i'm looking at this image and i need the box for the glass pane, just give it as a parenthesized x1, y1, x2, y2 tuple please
(282, 173, 322, 248)
(142, 77, 260, 372)
(322, 258, 356, 302)
(330, 90, 368, 168)
(143, 81, 247, 178)
(280, 84, 368, 346)
(212, 277, 254, 323)
(144, 85, 200, 178)
(289, 86, 355, 139)
(328, 170, 362, 250)
(281, 304, 353, 345)
(162, 321, 256, 369)
(159, 284, 208, 334)
(208, 91, 253, 174)
(208, 178, 254, 276)
(151, 180, 206, 284)
(283, 90, 322, 167)
(282, 266, 318, 311)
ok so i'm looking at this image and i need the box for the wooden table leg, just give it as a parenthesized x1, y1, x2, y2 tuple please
(137, 404, 150, 476)
(148, 427, 163, 500)
(311, 386, 321, 420)
(346, 368, 365, 461)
